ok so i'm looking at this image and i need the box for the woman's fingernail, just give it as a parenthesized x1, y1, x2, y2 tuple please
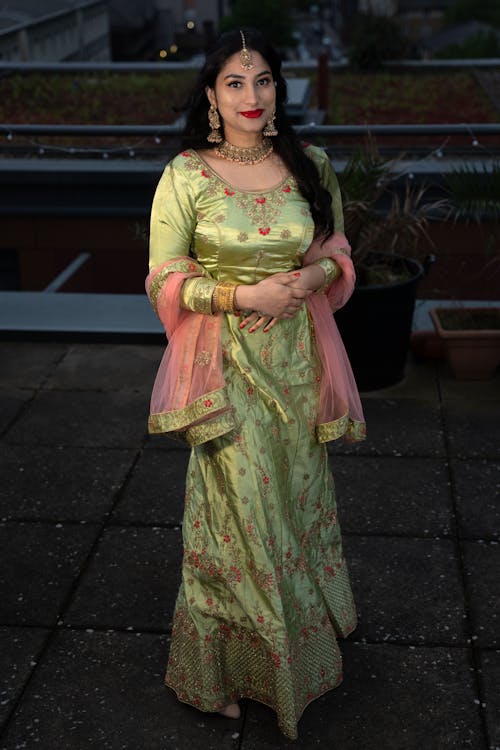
(239, 322, 246, 329)
(293, 272, 301, 277)
(248, 327, 255, 333)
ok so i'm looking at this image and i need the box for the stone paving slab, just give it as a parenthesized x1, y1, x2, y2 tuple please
(63, 526, 182, 632)
(240, 643, 485, 749)
(0, 629, 242, 750)
(360, 358, 440, 401)
(0, 390, 33, 434)
(332, 455, 454, 537)
(4, 390, 149, 449)
(0, 445, 137, 523)
(462, 540, 500, 649)
(451, 459, 500, 541)
(44, 344, 163, 392)
(149, 433, 190, 452)
(0, 626, 49, 729)
(343, 536, 467, 645)
(329, 398, 446, 458)
(438, 364, 500, 403)
(0, 522, 98, 627)
(443, 401, 500, 461)
(110, 445, 188, 526)
(0, 343, 67, 389)
(478, 649, 500, 750)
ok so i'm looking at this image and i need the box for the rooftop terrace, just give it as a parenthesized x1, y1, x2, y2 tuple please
(0, 341, 499, 748)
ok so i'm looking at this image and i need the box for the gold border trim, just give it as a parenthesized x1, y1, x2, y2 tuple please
(149, 267, 170, 313)
(316, 414, 366, 443)
(185, 410, 236, 446)
(148, 387, 230, 434)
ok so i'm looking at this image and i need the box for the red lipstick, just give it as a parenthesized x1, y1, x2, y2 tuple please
(240, 109, 264, 118)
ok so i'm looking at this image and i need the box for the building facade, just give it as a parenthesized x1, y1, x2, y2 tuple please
(0, 1, 110, 61)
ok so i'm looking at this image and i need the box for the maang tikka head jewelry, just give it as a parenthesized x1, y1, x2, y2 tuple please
(239, 30, 254, 70)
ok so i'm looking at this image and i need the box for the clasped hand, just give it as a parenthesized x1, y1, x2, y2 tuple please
(235, 267, 323, 333)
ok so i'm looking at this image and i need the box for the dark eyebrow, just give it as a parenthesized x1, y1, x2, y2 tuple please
(223, 69, 272, 80)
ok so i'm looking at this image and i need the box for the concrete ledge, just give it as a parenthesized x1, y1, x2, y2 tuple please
(1, 293, 498, 340)
(0, 292, 163, 338)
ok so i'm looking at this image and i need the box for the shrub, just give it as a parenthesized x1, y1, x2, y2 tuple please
(435, 29, 500, 59)
(348, 13, 407, 70)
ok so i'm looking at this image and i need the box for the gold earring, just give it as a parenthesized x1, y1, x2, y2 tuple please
(207, 104, 222, 143)
(262, 109, 278, 137)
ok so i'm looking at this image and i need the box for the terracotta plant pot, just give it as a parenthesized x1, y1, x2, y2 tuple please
(410, 330, 445, 361)
(430, 307, 500, 380)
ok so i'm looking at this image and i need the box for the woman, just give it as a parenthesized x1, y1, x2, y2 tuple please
(146, 28, 365, 740)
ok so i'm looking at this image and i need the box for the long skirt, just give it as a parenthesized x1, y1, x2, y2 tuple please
(164, 313, 357, 739)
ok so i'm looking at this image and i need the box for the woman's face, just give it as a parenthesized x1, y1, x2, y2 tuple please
(206, 49, 276, 145)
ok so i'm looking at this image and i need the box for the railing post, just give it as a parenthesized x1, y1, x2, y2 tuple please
(317, 52, 329, 114)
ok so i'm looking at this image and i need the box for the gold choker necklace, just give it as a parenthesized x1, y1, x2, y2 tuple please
(215, 139, 273, 165)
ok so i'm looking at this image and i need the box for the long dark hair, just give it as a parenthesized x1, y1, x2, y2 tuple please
(181, 28, 334, 241)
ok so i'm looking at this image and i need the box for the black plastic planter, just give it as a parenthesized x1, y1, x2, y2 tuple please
(335, 254, 425, 391)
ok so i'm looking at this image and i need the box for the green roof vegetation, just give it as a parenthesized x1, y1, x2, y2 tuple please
(1, 69, 498, 125)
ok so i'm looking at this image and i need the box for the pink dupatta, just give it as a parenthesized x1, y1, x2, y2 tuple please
(145, 257, 235, 445)
(303, 231, 366, 443)
(146, 236, 365, 446)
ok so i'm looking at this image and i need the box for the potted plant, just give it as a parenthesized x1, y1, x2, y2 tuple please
(334, 139, 444, 390)
(429, 161, 500, 380)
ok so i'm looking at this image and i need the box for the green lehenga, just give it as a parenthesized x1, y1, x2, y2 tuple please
(148, 147, 358, 739)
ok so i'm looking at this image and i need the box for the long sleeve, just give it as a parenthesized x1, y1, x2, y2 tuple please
(306, 146, 345, 233)
(148, 157, 216, 315)
(149, 160, 197, 271)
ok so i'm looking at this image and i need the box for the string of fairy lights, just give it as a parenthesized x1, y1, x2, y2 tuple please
(0, 123, 497, 161)
(1, 128, 167, 158)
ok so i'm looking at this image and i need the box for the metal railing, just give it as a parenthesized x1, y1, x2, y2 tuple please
(0, 58, 499, 72)
(2, 123, 500, 138)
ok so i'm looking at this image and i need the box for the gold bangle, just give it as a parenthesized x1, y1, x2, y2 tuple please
(180, 277, 217, 315)
(212, 281, 239, 313)
(313, 258, 342, 292)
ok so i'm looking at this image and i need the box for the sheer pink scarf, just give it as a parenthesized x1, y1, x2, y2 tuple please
(145, 259, 232, 441)
(146, 236, 365, 445)
(303, 231, 365, 442)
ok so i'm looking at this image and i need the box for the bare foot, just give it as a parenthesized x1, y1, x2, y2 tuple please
(218, 702, 241, 719)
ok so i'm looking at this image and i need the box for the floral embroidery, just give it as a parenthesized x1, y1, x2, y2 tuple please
(195, 351, 212, 367)
(282, 185, 291, 193)
(259, 227, 270, 235)
(201, 170, 211, 178)
(235, 190, 285, 228)
(228, 566, 242, 583)
(224, 188, 235, 196)
(238, 232, 248, 242)
(281, 229, 291, 240)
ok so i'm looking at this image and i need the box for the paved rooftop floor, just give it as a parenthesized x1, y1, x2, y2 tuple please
(0, 341, 499, 750)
